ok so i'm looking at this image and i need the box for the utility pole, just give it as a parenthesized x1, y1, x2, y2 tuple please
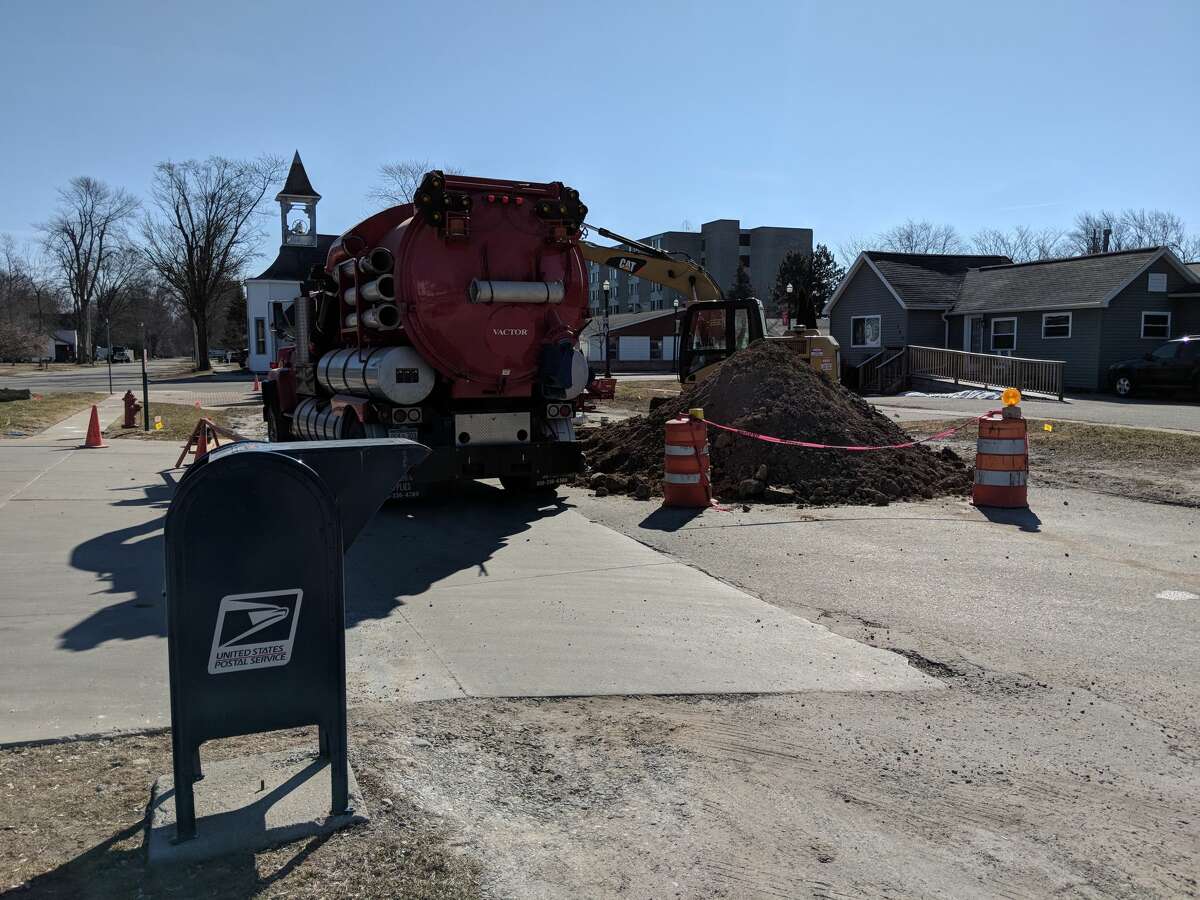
(602, 279, 612, 378)
(140, 321, 150, 432)
(105, 317, 113, 394)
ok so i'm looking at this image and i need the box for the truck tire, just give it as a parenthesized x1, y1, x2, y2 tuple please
(266, 404, 292, 442)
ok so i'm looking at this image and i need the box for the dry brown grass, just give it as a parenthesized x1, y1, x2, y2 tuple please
(611, 379, 682, 408)
(0, 393, 107, 436)
(104, 403, 233, 442)
(0, 728, 482, 899)
(904, 417, 1200, 465)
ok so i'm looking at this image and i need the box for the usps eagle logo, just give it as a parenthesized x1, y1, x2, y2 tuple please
(207, 590, 303, 675)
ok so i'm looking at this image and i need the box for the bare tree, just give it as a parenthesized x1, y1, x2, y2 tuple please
(971, 225, 1068, 262)
(141, 156, 283, 370)
(1066, 210, 1132, 255)
(94, 243, 146, 346)
(1119, 209, 1195, 257)
(0, 237, 64, 362)
(836, 235, 871, 268)
(876, 219, 964, 254)
(38, 177, 139, 363)
(369, 160, 463, 205)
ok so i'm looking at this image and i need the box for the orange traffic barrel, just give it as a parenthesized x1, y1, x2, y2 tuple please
(663, 409, 711, 508)
(971, 407, 1028, 508)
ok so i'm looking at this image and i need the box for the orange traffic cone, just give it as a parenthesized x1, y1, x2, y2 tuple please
(83, 405, 105, 448)
(195, 424, 209, 460)
(252, 375, 261, 393)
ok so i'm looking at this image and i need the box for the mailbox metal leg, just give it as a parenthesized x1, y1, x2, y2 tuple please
(329, 719, 349, 815)
(171, 729, 198, 842)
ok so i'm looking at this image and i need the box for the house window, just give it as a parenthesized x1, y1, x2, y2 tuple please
(650, 337, 663, 360)
(1042, 312, 1072, 339)
(738, 233, 751, 247)
(254, 318, 266, 355)
(991, 317, 1017, 352)
(850, 315, 881, 348)
(1148, 273, 1167, 292)
(1141, 311, 1171, 339)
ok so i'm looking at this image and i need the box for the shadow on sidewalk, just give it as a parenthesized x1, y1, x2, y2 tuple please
(60, 475, 568, 649)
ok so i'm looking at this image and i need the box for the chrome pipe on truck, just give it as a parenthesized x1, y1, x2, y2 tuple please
(344, 303, 401, 330)
(343, 274, 394, 305)
(317, 346, 436, 406)
(293, 397, 348, 441)
(357, 247, 394, 277)
(468, 279, 565, 304)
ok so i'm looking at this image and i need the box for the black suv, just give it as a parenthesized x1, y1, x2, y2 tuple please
(1108, 336, 1199, 397)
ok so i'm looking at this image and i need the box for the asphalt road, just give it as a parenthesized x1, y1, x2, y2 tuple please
(0, 358, 252, 395)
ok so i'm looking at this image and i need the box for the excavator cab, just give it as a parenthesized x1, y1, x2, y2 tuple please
(678, 299, 767, 383)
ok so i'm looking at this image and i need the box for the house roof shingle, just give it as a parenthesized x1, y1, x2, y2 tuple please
(866, 251, 1012, 307)
(954, 248, 1167, 315)
(251, 234, 338, 281)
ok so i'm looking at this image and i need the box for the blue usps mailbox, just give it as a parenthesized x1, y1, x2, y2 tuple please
(164, 439, 427, 843)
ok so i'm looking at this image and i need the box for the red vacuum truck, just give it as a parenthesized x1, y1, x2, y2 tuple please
(261, 171, 591, 495)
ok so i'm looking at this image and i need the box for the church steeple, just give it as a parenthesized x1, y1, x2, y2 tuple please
(276, 151, 319, 247)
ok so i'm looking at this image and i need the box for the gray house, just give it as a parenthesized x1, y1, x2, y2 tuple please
(828, 247, 1200, 391)
(826, 252, 1011, 367)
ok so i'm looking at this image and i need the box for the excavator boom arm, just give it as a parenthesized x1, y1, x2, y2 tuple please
(579, 233, 723, 304)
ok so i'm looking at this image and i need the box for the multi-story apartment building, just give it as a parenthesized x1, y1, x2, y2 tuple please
(587, 219, 813, 316)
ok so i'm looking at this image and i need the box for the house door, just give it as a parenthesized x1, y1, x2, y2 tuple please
(966, 316, 985, 353)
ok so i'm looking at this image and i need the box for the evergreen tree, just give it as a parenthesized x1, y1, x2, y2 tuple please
(769, 244, 845, 327)
(728, 263, 754, 301)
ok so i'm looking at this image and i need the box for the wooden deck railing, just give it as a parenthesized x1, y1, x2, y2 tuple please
(907, 345, 1065, 400)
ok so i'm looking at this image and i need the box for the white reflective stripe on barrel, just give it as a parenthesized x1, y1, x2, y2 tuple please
(665, 444, 698, 456)
(664, 472, 702, 485)
(974, 469, 1027, 486)
(977, 438, 1027, 454)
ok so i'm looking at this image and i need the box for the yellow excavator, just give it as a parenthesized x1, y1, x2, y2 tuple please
(580, 225, 840, 384)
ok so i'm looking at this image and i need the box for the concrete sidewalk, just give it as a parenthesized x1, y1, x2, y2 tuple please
(0, 426, 934, 744)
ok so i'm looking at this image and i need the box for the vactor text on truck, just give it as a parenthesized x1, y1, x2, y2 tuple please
(261, 171, 591, 495)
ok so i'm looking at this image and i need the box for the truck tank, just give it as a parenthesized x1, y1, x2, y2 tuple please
(263, 171, 592, 494)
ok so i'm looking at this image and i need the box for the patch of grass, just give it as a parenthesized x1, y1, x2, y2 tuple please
(613, 380, 682, 405)
(0, 728, 482, 899)
(904, 417, 1200, 465)
(0, 392, 107, 436)
(105, 403, 233, 441)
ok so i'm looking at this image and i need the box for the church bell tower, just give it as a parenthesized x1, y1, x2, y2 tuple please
(276, 151, 320, 248)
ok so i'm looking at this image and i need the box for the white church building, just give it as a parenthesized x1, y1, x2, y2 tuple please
(244, 152, 336, 373)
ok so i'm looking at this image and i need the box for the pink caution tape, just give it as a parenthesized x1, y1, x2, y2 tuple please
(693, 415, 981, 452)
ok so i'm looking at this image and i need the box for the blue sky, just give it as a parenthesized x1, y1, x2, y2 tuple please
(2, 0, 1197, 266)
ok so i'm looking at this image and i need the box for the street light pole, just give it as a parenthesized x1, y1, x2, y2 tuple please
(140, 321, 150, 432)
(105, 317, 113, 394)
(602, 279, 611, 378)
(785, 282, 794, 330)
(673, 296, 680, 364)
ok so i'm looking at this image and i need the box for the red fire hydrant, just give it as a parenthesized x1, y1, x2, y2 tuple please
(122, 390, 141, 428)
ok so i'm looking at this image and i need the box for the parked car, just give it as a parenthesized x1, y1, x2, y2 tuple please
(1108, 336, 1199, 397)
(110, 346, 132, 363)
(230, 348, 249, 368)
(207, 348, 229, 362)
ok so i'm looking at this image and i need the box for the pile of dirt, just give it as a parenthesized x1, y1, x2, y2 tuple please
(579, 341, 971, 505)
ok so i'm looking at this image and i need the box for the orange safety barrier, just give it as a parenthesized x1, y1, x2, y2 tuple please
(663, 408, 711, 508)
(971, 406, 1028, 508)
